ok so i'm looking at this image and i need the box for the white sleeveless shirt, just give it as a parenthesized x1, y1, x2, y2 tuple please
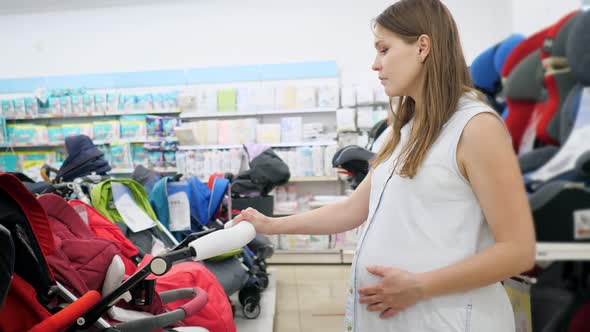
(344, 94, 515, 332)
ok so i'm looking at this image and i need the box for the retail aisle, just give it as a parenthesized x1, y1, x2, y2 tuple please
(273, 265, 351, 332)
(233, 265, 350, 331)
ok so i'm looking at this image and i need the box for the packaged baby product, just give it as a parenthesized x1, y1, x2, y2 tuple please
(146, 115, 163, 138)
(60, 96, 72, 116)
(94, 94, 107, 115)
(107, 93, 119, 114)
(70, 95, 83, 116)
(82, 94, 96, 115)
(12, 99, 26, 118)
(24, 97, 38, 118)
(1, 100, 15, 119)
(110, 143, 133, 169)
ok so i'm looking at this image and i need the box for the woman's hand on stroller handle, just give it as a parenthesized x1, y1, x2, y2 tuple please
(188, 221, 256, 261)
(230, 207, 276, 235)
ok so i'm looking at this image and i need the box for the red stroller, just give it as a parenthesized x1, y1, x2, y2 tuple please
(0, 173, 208, 332)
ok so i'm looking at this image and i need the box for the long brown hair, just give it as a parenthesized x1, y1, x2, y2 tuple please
(371, 0, 477, 178)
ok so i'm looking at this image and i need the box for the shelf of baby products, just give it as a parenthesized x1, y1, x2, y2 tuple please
(267, 249, 343, 264)
(177, 141, 337, 151)
(536, 243, 590, 261)
(342, 250, 355, 264)
(2, 137, 178, 149)
(336, 244, 590, 265)
(4, 109, 181, 121)
(110, 167, 178, 175)
(289, 176, 339, 182)
(180, 107, 337, 120)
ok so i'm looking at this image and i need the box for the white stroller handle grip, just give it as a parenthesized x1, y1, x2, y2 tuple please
(224, 219, 235, 229)
(188, 221, 256, 261)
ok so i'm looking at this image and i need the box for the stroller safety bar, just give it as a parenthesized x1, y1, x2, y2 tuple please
(107, 288, 208, 332)
(77, 221, 256, 329)
(28, 290, 101, 332)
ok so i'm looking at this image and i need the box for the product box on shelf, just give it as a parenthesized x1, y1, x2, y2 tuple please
(110, 143, 133, 169)
(164, 92, 178, 113)
(204, 120, 219, 145)
(120, 115, 147, 140)
(236, 87, 256, 112)
(1, 100, 15, 118)
(295, 86, 317, 109)
(279, 234, 331, 250)
(60, 96, 72, 116)
(256, 123, 281, 144)
(24, 97, 38, 118)
(0, 153, 17, 172)
(275, 86, 297, 110)
(82, 94, 98, 115)
(236, 118, 258, 144)
(317, 85, 339, 108)
(94, 93, 107, 115)
(106, 93, 119, 114)
(280, 117, 302, 143)
(47, 126, 64, 144)
(7, 124, 47, 145)
(163, 150, 176, 168)
(131, 144, 147, 167)
(47, 97, 63, 117)
(196, 89, 218, 113)
(61, 124, 81, 138)
(136, 94, 153, 113)
(148, 150, 164, 168)
(12, 98, 26, 118)
(255, 86, 276, 111)
(217, 89, 237, 112)
(161, 116, 179, 137)
(146, 115, 163, 137)
(70, 95, 84, 116)
(93, 121, 120, 142)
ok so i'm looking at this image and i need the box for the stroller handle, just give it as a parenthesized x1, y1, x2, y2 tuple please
(188, 221, 256, 261)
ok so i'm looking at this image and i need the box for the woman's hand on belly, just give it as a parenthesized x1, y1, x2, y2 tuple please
(358, 265, 425, 319)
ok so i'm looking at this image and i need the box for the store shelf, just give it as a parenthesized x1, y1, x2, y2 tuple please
(267, 249, 342, 264)
(180, 108, 337, 120)
(342, 250, 354, 264)
(536, 243, 590, 261)
(3, 137, 178, 149)
(289, 176, 339, 182)
(178, 141, 337, 151)
(338, 244, 590, 264)
(110, 167, 177, 175)
(4, 109, 181, 121)
(267, 243, 590, 265)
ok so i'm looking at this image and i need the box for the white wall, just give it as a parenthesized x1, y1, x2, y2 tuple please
(512, 0, 582, 35)
(0, 0, 521, 87)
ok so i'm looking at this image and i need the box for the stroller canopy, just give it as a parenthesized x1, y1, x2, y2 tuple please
(55, 135, 111, 182)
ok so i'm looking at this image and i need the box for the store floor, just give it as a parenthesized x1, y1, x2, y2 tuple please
(273, 265, 351, 332)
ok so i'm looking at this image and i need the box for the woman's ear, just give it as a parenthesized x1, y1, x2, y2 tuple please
(417, 34, 431, 63)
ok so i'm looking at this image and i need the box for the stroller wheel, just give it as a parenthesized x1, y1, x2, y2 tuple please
(239, 285, 261, 307)
(243, 299, 261, 319)
(257, 272, 269, 289)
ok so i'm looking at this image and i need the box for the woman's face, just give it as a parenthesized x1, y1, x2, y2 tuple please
(372, 25, 424, 98)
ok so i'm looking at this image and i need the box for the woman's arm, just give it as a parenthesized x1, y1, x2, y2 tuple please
(418, 112, 536, 298)
(233, 170, 373, 235)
